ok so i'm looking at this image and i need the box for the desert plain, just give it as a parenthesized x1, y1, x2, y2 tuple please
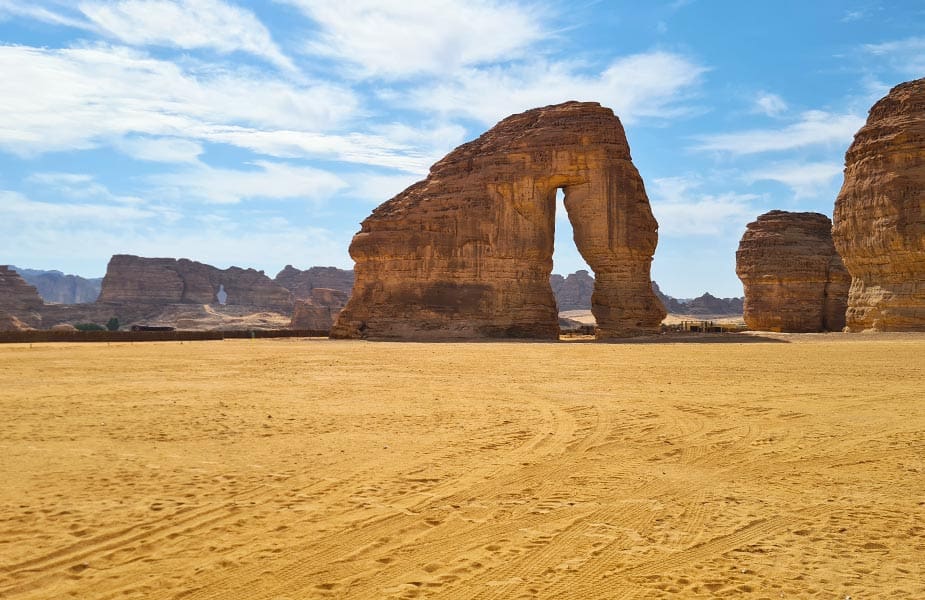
(1, 334, 924, 599)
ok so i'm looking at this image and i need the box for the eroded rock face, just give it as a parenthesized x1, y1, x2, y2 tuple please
(274, 266, 354, 300)
(331, 102, 664, 339)
(736, 211, 849, 332)
(290, 288, 349, 331)
(0, 266, 44, 328)
(833, 78, 925, 331)
(551, 270, 595, 311)
(98, 255, 292, 310)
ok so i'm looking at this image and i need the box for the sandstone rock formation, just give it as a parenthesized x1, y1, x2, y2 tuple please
(833, 77, 925, 331)
(550, 270, 595, 311)
(0, 265, 44, 328)
(274, 265, 354, 300)
(0, 313, 33, 331)
(98, 255, 292, 310)
(290, 288, 349, 331)
(332, 102, 665, 339)
(736, 211, 850, 332)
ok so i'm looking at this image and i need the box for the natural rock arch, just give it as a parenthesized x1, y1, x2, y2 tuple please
(331, 102, 665, 340)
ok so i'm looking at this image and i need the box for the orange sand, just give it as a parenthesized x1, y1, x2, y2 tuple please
(1, 335, 923, 598)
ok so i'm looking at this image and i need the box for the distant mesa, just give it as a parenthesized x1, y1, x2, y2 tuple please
(833, 77, 925, 332)
(273, 265, 354, 300)
(99, 254, 293, 310)
(736, 210, 849, 333)
(332, 101, 665, 340)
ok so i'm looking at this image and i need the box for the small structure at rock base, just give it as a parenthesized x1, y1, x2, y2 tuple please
(331, 102, 665, 340)
(833, 77, 925, 332)
(736, 211, 850, 333)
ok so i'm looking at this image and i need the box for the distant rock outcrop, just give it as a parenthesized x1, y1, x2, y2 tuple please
(290, 288, 349, 331)
(833, 77, 925, 332)
(12, 267, 102, 304)
(332, 102, 664, 340)
(98, 255, 292, 310)
(273, 265, 354, 300)
(736, 210, 850, 332)
(550, 270, 595, 310)
(0, 266, 44, 329)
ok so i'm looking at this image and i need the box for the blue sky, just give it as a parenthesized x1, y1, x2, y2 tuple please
(1, 1, 922, 297)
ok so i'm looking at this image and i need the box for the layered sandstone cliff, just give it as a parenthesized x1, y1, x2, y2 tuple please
(290, 288, 349, 331)
(0, 265, 44, 329)
(274, 266, 354, 300)
(98, 255, 292, 310)
(736, 211, 849, 332)
(550, 270, 595, 311)
(832, 77, 925, 331)
(331, 102, 664, 340)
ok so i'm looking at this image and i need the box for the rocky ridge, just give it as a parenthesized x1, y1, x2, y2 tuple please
(12, 267, 102, 304)
(332, 102, 665, 340)
(98, 254, 292, 310)
(0, 266, 44, 329)
(833, 77, 925, 331)
(736, 210, 849, 332)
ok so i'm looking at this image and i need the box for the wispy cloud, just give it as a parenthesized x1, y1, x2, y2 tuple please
(115, 136, 204, 163)
(744, 161, 843, 198)
(78, 0, 297, 72)
(693, 110, 863, 154)
(149, 160, 347, 204)
(0, 44, 356, 156)
(285, 0, 548, 79)
(753, 92, 788, 117)
(648, 176, 764, 237)
(863, 36, 925, 76)
(404, 51, 706, 125)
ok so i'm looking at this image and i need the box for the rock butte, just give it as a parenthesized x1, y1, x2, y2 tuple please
(736, 211, 849, 333)
(331, 102, 665, 340)
(833, 77, 925, 332)
(290, 288, 349, 331)
(98, 254, 292, 311)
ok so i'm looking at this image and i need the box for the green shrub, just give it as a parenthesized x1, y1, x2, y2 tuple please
(75, 323, 106, 331)
(106, 317, 120, 331)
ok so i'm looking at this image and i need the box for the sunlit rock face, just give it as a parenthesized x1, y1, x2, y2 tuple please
(736, 211, 850, 333)
(331, 102, 665, 340)
(833, 78, 925, 332)
(98, 255, 292, 310)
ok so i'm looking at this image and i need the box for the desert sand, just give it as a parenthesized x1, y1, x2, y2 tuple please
(1, 335, 923, 599)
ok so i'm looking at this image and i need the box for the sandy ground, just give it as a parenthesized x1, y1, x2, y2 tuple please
(1, 335, 923, 599)
(560, 309, 746, 327)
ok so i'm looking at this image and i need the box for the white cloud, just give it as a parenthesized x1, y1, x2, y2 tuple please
(648, 176, 762, 237)
(116, 136, 204, 163)
(149, 160, 347, 204)
(863, 36, 925, 76)
(652, 193, 761, 237)
(693, 110, 864, 155)
(286, 0, 547, 79)
(0, 44, 357, 156)
(744, 161, 843, 198)
(0, 189, 352, 276)
(0, 0, 91, 29)
(345, 172, 422, 204)
(405, 51, 706, 125)
(1, 189, 161, 224)
(78, 0, 296, 71)
(753, 92, 788, 117)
